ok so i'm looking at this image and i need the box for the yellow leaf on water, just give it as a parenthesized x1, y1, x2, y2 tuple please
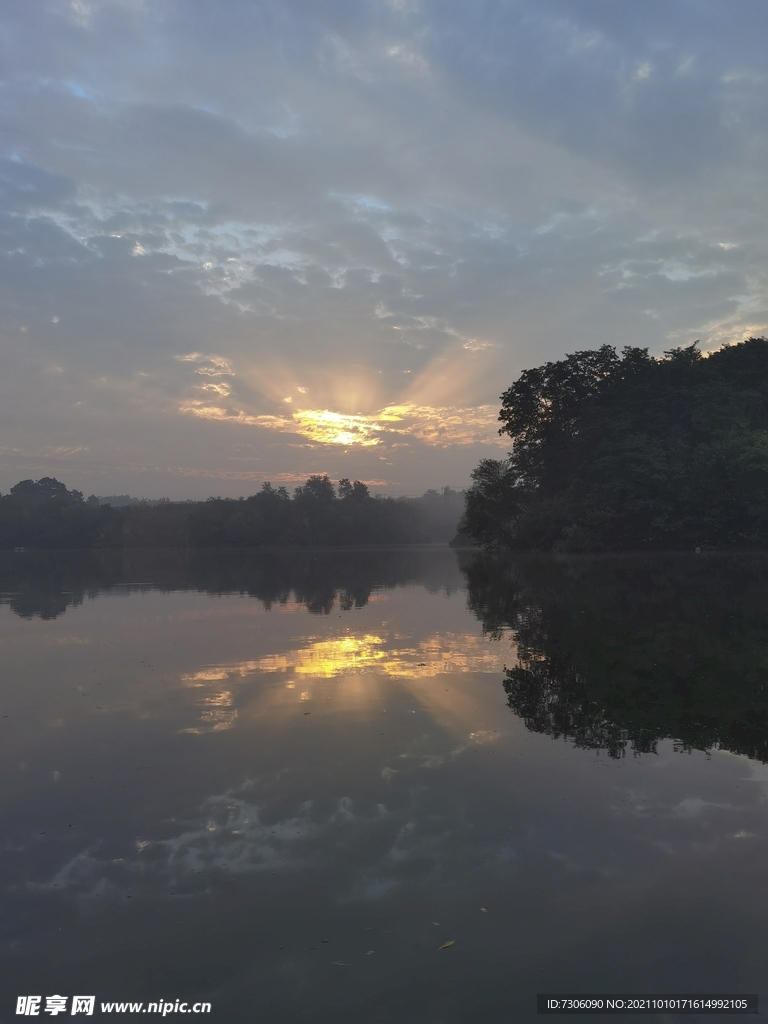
(438, 940, 455, 951)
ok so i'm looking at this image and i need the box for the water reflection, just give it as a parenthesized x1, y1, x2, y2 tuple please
(185, 632, 506, 683)
(0, 547, 464, 620)
(3, 549, 768, 1020)
(463, 553, 768, 761)
(178, 630, 508, 740)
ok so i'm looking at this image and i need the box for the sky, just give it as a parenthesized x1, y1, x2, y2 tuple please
(3, 0, 768, 498)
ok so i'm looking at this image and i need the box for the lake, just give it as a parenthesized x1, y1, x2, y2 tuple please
(1, 547, 767, 1022)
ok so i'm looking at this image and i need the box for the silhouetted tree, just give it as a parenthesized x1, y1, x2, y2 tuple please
(0, 476, 465, 550)
(462, 338, 768, 550)
(0, 477, 113, 549)
(457, 459, 528, 547)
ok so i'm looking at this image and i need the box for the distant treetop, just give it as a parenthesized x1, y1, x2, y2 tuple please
(9, 477, 84, 504)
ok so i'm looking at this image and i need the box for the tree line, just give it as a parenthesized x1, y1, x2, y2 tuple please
(458, 337, 768, 551)
(0, 475, 465, 550)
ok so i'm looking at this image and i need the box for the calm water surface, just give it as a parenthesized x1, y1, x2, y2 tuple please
(1, 548, 768, 1022)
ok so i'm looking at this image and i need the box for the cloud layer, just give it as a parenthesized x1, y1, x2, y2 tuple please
(3, 1, 768, 494)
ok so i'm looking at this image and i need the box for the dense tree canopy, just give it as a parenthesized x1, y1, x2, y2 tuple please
(459, 337, 768, 551)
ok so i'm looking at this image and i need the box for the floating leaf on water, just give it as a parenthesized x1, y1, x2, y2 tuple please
(366, 950, 375, 955)
(438, 940, 455, 951)
(480, 907, 488, 912)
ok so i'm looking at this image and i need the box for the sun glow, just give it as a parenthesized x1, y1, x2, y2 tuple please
(176, 341, 506, 447)
(292, 410, 383, 446)
(179, 400, 504, 447)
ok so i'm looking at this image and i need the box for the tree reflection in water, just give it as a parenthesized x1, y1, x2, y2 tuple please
(462, 553, 768, 762)
(0, 546, 464, 620)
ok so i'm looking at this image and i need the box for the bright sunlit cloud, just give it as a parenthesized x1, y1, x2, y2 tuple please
(178, 399, 504, 447)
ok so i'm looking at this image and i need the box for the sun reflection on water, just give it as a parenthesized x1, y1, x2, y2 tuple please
(182, 631, 507, 685)
(181, 631, 511, 734)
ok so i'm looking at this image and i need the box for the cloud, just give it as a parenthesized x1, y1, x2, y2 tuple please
(3, 1, 768, 495)
(178, 398, 504, 447)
